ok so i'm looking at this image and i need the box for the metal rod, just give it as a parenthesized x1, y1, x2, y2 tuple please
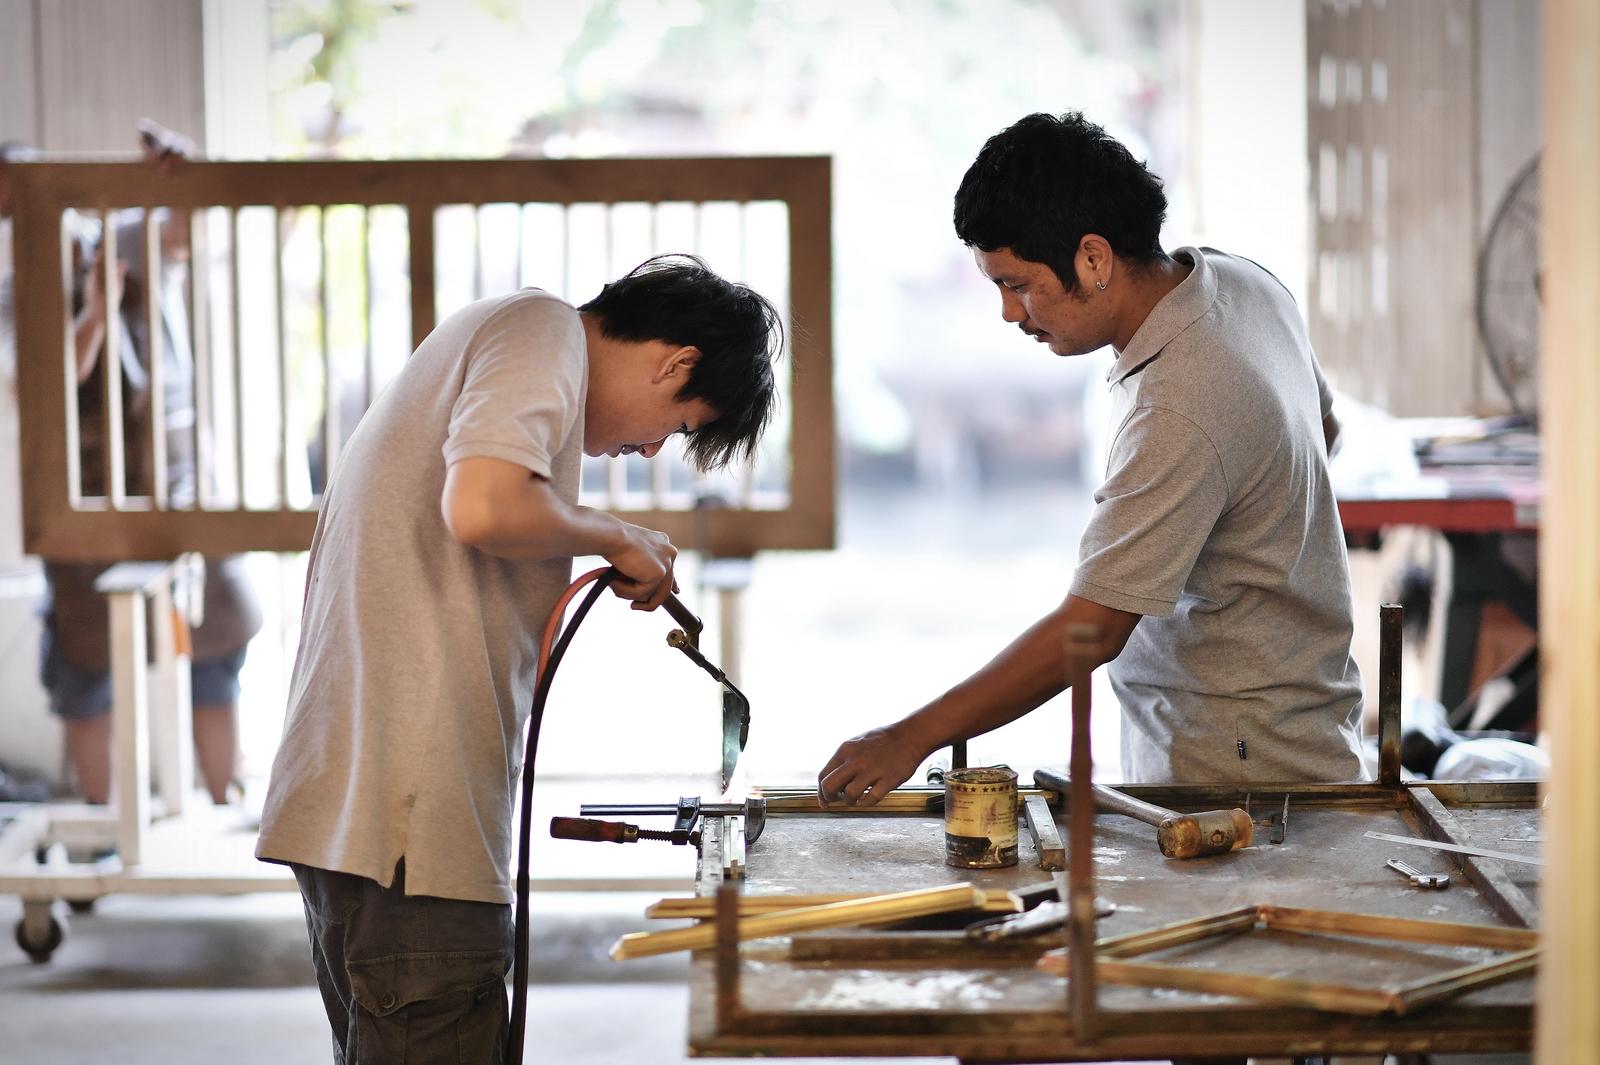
(714, 880, 741, 1033)
(1363, 830, 1543, 866)
(1066, 623, 1100, 1042)
(1379, 602, 1403, 785)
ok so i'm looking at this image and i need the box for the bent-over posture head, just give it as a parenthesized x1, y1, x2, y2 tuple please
(580, 254, 781, 471)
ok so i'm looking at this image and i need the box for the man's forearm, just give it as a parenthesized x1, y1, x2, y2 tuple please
(72, 308, 105, 384)
(442, 460, 623, 562)
(897, 596, 1139, 756)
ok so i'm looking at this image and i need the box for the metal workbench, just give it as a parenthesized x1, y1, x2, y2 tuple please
(682, 779, 1539, 1062)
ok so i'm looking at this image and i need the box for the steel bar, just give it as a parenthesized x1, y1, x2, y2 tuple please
(1405, 785, 1539, 928)
(1392, 949, 1539, 1014)
(714, 880, 741, 1033)
(1259, 905, 1537, 951)
(1096, 957, 1399, 1015)
(1364, 831, 1543, 867)
(1380, 602, 1403, 785)
(1066, 624, 1099, 1041)
(646, 890, 1021, 919)
(612, 883, 986, 961)
(1024, 794, 1065, 871)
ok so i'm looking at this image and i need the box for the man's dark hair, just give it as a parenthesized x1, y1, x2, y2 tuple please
(954, 111, 1169, 291)
(580, 254, 781, 471)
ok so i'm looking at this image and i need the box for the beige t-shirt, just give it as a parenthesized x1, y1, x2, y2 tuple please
(1071, 248, 1365, 786)
(257, 289, 586, 904)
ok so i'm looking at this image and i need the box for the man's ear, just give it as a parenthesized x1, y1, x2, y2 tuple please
(654, 344, 701, 383)
(1077, 233, 1114, 282)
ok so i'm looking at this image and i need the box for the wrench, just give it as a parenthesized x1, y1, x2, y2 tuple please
(1386, 857, 1450, 890)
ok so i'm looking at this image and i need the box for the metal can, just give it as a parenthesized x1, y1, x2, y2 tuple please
(944, 766, 1019, 868)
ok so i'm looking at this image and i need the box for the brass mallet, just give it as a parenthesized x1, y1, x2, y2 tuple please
(1033, 768, 1253, 859)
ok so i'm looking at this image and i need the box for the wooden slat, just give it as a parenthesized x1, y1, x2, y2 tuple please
(100, 213, 127, 510)
(274, 207, 290, 507)
(1537, 2, 1600, 1060)
(189, 208, 213, 509)
(144, 210, 167, 508)
(320, 207, 337, 487)
(230, 207, 245, 508)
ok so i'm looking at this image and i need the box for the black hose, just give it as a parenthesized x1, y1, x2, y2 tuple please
(506, 569, 615, 1065)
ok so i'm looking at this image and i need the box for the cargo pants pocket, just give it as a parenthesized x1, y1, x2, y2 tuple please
(348, 949, 509, 1065)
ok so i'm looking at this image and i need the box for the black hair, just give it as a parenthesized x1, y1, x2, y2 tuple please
(580, 254, 781, 472)
(953, 111, 1169, 291)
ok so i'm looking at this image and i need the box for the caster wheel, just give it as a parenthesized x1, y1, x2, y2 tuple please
(67, 898, 96, 915)
(15, 914, 64, 964)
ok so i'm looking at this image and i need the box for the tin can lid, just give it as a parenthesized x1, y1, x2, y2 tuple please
(946, 766, 1017, 786)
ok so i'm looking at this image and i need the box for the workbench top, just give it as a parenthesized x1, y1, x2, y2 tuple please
(684, 781, 1538, 1061)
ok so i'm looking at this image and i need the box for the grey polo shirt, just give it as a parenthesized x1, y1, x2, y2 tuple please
(257, 289, 586, 904)
(1070, 247, 1365, 785)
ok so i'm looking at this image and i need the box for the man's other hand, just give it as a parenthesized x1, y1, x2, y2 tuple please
(817, 725, 925, 807)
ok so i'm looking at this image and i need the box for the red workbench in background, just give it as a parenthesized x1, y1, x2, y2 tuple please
(1336, 420, 1541, 731)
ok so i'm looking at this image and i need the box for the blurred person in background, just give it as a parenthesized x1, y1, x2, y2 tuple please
(32, 123, 262, 807)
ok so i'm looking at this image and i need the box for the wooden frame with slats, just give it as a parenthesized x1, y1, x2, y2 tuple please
(10, 156, 834, 561)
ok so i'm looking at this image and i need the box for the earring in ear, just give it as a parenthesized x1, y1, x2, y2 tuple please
(1095, 279, 1107, 291)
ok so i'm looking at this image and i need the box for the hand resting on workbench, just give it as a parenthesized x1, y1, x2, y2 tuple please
(817, 594, 1138, 805)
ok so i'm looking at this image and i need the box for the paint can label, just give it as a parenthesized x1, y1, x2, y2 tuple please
(944, 766, 1018, 868)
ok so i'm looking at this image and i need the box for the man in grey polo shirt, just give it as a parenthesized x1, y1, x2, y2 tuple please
(819, 111, 1364, 802)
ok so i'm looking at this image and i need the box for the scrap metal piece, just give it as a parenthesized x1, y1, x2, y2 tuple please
(1245, 793, 1290, 845)
(966, 896, 1116, 942)
(1363, 830, 1543, 867)
(1386, 858, 1450, 889)
(721, 815, 747, 881)
(1023, 794, 1066, 871)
